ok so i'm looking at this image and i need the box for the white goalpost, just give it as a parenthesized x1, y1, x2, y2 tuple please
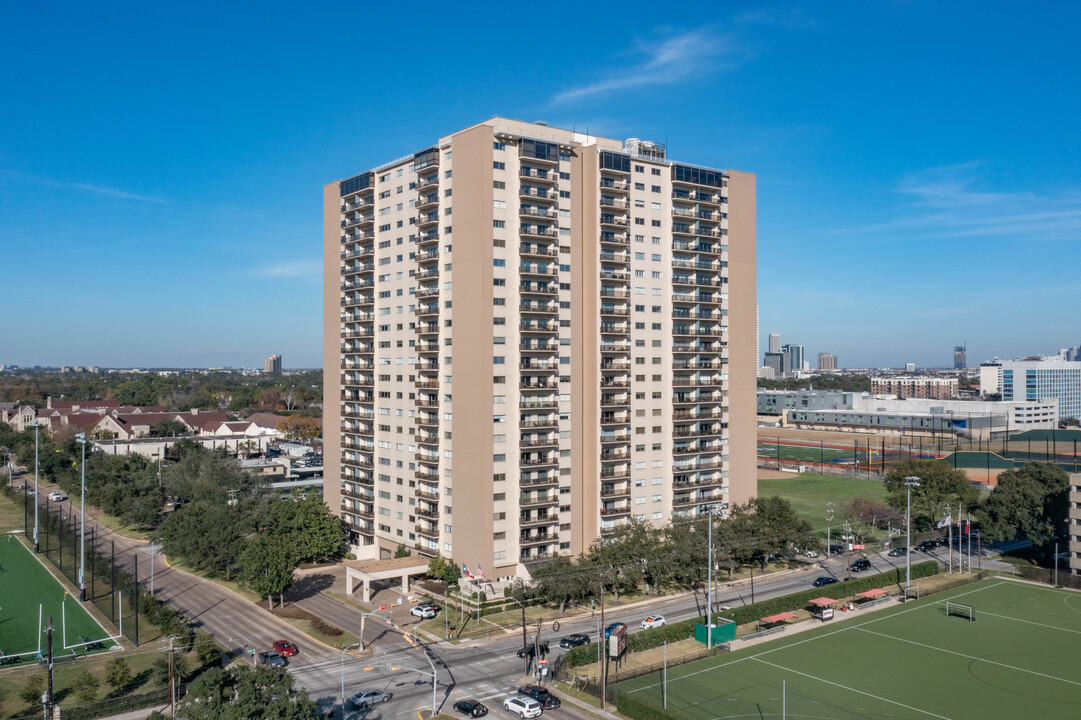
(903, 586, 920, 601)
(945, 601, 976, 622)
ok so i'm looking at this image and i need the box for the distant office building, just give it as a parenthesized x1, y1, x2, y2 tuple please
(817, 353, 837, 371)
(764, 352, 785, 378)
(757, 366, 776, 380)
(905, 363, 916, 372)
(871, 376, 958, 400)
(768, 333, 780, 354)
(987, 356, 1081, 421)
(265, 355, 282, 374)
(782, 344, 804, 375)
(954, 345, 967, 370)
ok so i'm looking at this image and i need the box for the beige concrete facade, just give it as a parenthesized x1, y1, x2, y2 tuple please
(324, 118, 756, 579)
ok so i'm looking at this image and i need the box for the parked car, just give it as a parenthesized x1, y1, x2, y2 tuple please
(829, 544, 844, 555)
(259, 651, 287, 668)
(812, 576, 838, 587)
(641, 615, 666, 629)
(453, 699, 488, 717)
(273, 640, 298, 657)
(503, 697, 542, 719)
(518, 685, 560, 709)
(48, 491, 66, 502)
(411, 603, 439, 619)
(350, 690, 391, 709)
(604, 622, 626, 638)
(887, 546, 909, 557)
(849, 558, 871, 572)
(917, 540, 937, 552)
(516, 641, 549, 658)
(559, 633, 589, 649)
(933, 536, 948, 547)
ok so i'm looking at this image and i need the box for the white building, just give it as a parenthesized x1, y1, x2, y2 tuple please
(981, 357, 1081, 421)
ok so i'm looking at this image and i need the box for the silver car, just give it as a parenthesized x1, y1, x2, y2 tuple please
(350, 690, 392, 709)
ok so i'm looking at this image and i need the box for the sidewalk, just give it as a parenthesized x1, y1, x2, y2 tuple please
(97, 704, 170, 720)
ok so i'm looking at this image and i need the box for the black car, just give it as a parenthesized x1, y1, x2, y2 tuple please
(516, 641, 549, 658)
(917, 540, 937, 552)
(559, 633, 590, 648)
(518, 686, 561, 709)
(849, 558, 871, 572)
(828, 544, 844, 555)
(812, 576, 838, 587)
(887, 546, 909, 557)
(453, 700, 488, 718)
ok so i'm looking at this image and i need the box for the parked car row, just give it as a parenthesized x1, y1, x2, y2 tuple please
(500, 686, 562, 718)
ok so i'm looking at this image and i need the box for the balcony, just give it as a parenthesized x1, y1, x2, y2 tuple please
(520, 533, 553, 547)
(519, 206, 558, 219)
(519, 186, 558, 202)
(416, 524, 440, 539)
(416, 175, 439, 191)
(520, 243, 558, 258)
(416, 413, 439, 427)
(520, 416, 558, 429)
(519, 283, 556, 295)
(417, 231, 440, 245)
(416, 212, 440, 228)
(520, 301, 557, 314)
(416, 194, 439, 210)
(600, 433, 630, 443)
(600, 232, 628, 245)
(520, 168, 556, 183)
(600, 178, 629, 192)
(601, 485, 631, 498)
(600, 505, 630, 517)
(520, 435, 558, 448)
(519, 226, 559, 240)
(519, 264, 559, 278)
(415, 304, 440, 317)
(520, 361, 557, 372)
(520, 494, 556, 508)
(520, 513, 559, 528)
(600, 214, 629, 228)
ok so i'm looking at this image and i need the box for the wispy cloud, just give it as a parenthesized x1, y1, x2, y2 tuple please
(549, 28, 739, 106)
(0, 168, 165, 203)
(254, 260, 322, 280)
(843, 163, 1081, 242)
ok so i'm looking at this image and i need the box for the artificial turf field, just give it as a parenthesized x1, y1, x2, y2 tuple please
(0, 537, 114, 659)
(757, 439, 854, 464)
(617, 579, 1081, 719)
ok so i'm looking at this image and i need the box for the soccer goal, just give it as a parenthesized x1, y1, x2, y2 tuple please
(903, 586, 920, 602)
(946, 602, 976, 622)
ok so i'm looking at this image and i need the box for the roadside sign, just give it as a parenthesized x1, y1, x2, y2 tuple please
(247, 649, 256, 655)
(851, 544, 865, 550)
(380, 604, 388, 610)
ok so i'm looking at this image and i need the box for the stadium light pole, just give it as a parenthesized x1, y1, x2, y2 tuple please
(904, 476, 920, 594)
(825, 501, 835, 557)
(32, 419, 40, 552)
(75, 432, 87, 602)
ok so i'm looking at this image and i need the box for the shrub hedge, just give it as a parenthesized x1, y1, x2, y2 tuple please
(562, 561, 938, 667)
(713, 560, 938, 627)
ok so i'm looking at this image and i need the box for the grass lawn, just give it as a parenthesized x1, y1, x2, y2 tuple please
(0, 537, 116, 659)
(617, 579, 1081, 720)
(0, 490, 27, 533)
(758, 473, 888, 536)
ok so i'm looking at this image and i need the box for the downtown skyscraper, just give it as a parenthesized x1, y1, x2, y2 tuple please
(323, 118, 757, 579)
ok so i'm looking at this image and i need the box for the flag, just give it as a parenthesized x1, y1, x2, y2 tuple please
(964, 520, 970, 536)
(936, 515, 952, 529)
(461, 563, 474, 579)
(476, 563, 487, 580)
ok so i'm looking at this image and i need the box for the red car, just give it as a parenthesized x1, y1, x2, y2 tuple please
(273, 640, 298, 657)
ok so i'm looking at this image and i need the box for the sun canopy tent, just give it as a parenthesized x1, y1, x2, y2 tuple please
(759, 612, 799, 624)
(808, 597, 838, 607)
(856, 589, 887, 599)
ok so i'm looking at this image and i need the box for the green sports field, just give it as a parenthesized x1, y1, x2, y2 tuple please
(0, 538, 114, 659)
(758, 473, 888, 536)
(757, 439, 854, 463)
(617, 580, 1081, 719)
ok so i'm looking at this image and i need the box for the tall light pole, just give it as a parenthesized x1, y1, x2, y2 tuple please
(32, 419, 40, 552)
(904, 476, 920, 595)
(703, 503, 728, 650)
(825, 501, 835, 557)
(75, 432, 87, 601)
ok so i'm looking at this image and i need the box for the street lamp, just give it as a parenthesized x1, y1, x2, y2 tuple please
(32, 419, 40, 552)
(75, 432, 87, 602)
(339, 641, 364, 719)
(904, 476, 920, 595)
(703, 502, 728, 650)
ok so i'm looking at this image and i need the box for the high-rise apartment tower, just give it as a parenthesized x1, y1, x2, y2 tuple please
(323, 118, 757, 578)
(265, 354, 282, 374)
(817, 353, 837, 371)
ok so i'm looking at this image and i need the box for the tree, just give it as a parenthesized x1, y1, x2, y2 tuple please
(72, 669, 100, 705)
(238, 534, 299, 610)
(883, 460, 979, 529)
(150, 419, 189, 438)
(530, 555, 590, 612)
(741, 496, 819, 570)
(978, 462, 1070, 544)
(152, 654, 192, 687)
(20, 674, 44, 708)
(1060, 417, 1080, 429)
(442, 558, 461, 585)
(394, 544, 410, 558)
(104, 657, 132, 693)
(179, 666, 318, 720)
(427, 554, 446, 580)
(276, 414, 320, 442)
(281, 387, 299, 412)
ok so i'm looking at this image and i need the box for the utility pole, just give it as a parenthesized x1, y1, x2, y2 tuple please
(519, 580, 528, 676)
(75, 432, 87, 601)
(169, 636, 176, 717)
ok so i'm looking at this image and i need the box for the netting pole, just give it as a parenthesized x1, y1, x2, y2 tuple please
(110, 540, 116, 623)
(90, 526, 95, 603)
(59, 509, 63, 572)
(132, 553, 139, 646)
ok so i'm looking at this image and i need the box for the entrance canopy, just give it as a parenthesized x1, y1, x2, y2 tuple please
(344, 556, 429, 603)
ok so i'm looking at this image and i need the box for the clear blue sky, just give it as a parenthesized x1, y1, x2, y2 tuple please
(2, 2, 1078, 369)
